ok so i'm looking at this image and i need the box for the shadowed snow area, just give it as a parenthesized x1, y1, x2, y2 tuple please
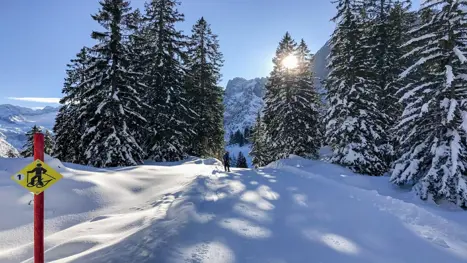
(1, 154, 467, 262)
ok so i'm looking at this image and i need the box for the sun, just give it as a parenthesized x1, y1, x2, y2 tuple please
(282, 54, 298, 69)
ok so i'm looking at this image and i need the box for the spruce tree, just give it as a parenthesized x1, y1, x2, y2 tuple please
(289, 39, 322, 158)
(391, 0, 467, 207)
(54, 47, 90, 163)
(263, 33, 322, 161)
(365, 0, 414, 166)
(185, 17, 225, 157)
(324, 0, 387, 175)
(262, 32, 297, 161)
(21, 125, 42, 157)
(250, 112, 269, 167)
(230, 155, 237, 168)
(140, 0, 194, 162)
(236, 152, 248, 168)
(79, 0, 146, 167)
(44, 130, 54, 156)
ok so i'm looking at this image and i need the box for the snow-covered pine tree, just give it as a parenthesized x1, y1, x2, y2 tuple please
(250, 112, 269, 167)
(44, 130, 54, 156)
(236, 152, 248, 168)
(185, 17, 225, 158)
(79, 0, 147, 167)
(54, 47, 90, 163)
(21, 125, 42, 157)
(390, 0, 467, 207)
(140, 0, 194, 162)
(385, 1, 418, 163)
(263, 35, 322, 160)
(262, 32, 297, 161)
(365, 0, 414, 166)
(287, 39, 322, 158)
(324, 0, 388, 176)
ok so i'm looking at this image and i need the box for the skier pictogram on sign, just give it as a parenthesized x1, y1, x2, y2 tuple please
(11, 160, 63, 195)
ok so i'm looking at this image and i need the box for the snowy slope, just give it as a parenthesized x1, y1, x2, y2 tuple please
(0, 104, 59, 150)
(0, 134, 19, 158)
(223, 77, 267, 140)
(0, 156, 220, 263)
(1, 154, 467, 262)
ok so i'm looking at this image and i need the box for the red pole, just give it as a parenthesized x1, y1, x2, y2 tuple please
(33, 133, 44, 263)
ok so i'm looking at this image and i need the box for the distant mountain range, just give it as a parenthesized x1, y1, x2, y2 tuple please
(0, 104, 59, 153)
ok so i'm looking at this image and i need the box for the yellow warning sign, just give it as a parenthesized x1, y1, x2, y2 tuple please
(11, 159, 63, 195)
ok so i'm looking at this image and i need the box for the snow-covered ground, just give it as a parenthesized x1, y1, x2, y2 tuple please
(1, 154, 467, 262)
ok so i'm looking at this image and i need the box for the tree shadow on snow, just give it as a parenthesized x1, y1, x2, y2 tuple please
(67, 167, 467, 263)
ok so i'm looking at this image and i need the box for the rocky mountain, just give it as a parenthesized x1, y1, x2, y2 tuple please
(311, 41, 330, 95)
(0, 104, 59, 150)
(223, 77, 267, 140)
(223, 41, 330, 141)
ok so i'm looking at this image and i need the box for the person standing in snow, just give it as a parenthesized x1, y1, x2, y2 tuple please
(223, 151, 231, 172)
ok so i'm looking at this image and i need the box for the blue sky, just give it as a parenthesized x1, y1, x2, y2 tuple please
(0, 0, 415, 108)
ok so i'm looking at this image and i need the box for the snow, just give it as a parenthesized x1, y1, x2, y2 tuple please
(1, 154, 467, 262)
(446, 65, 454, 87)
(453, 46, 467, 64)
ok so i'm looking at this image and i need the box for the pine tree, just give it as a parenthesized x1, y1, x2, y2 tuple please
(21, 125, 42, 157)
(390, 0, 467, 207)
(324, 0, 387, 175)
(230, 155, 237, 168)
(250, 112, 269, 167)
(54, 47, 90, 163)
(289, 39, 322, 158)
(185, 17, 225, 157)
(140, 0, 194, 162)
(244, 127, 251, 143)
(44, 130, 54, 156)
(365, 0, 414, 166)
(236, 151, 248, 168)
(263, 32, 297, 161)
(263, 33, 322, 161)
(79, 0, 147, 167)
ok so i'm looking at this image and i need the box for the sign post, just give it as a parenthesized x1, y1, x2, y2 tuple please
(10, 132, 63, 263)
(34, 133, 44, 263)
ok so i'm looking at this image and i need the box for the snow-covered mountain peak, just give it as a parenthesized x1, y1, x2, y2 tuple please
(223, 77, 267, 140)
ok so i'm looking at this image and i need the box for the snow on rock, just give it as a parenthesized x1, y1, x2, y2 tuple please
(310, 40, 330, 97)
(0, 104, 59, 150)
(223, 78, 267, 140)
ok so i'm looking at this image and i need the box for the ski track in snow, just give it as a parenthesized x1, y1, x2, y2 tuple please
(0, 155, 467, 262)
